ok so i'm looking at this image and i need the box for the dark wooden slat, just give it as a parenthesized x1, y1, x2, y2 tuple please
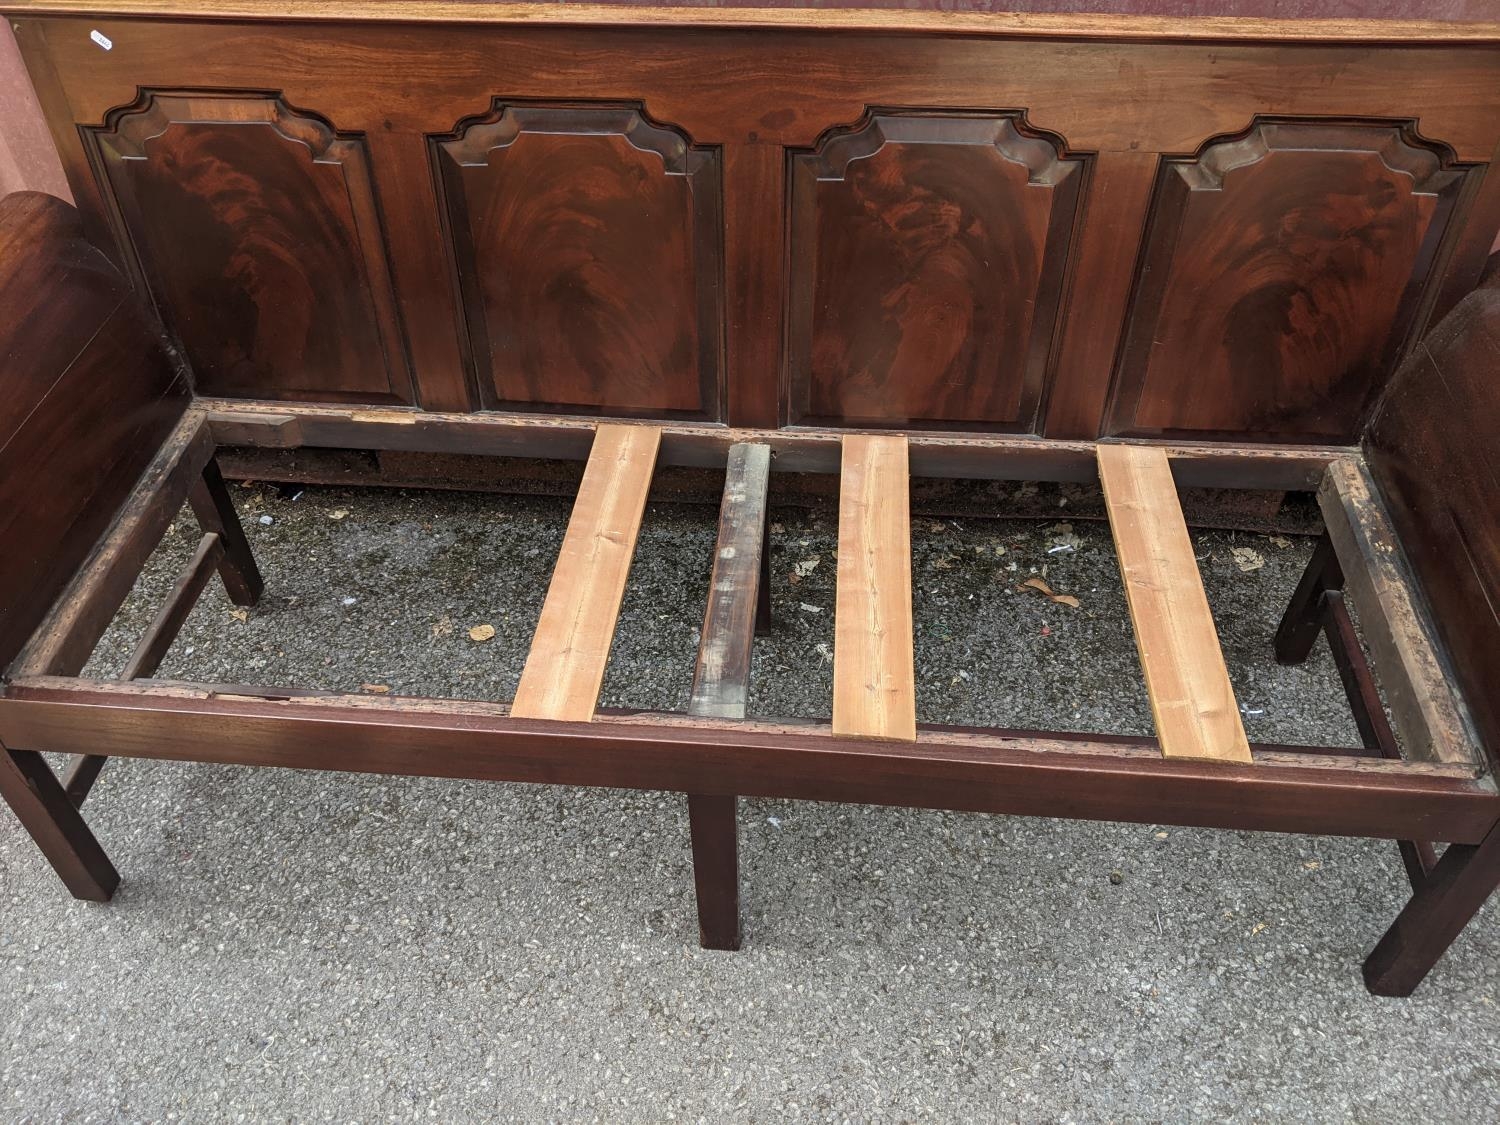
(1318, 460, 1481, 768)
(0, 682, 1493, 844)
(685, 442, 769, 952)
(689, 442, 770, 720)
(64, 532, 225, 807)
(15, 412, 214, 679)
(188, 460, 263, 607)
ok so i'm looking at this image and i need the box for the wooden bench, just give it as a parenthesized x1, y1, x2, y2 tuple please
(2, 0, 1499, 996)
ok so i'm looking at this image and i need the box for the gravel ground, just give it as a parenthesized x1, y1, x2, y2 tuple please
(3, 480, 1498, 1122)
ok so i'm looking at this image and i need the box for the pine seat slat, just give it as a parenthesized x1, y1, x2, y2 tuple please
(1097, 444, 1252, 764)
(833, 434, 916, 742)
(511, 424, 660, 722)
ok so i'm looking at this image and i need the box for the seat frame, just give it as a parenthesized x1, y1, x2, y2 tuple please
(1, 397, 1493, 997)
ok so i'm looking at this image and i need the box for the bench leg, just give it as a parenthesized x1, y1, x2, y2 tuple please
(0, 743, 118, 901)
(1274, 531, 1341, 665)
(189, 458, 263, 608)
(1365, 820, 1500, 996)
(687, 793, 741, 950)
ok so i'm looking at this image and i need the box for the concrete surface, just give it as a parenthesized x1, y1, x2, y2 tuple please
(3, 481, 1498, 1122)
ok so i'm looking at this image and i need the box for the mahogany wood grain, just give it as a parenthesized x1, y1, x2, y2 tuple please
(833, 435, 915, 741)
(434, 103, 722, 419)
(92, 91, 414, 404)
(1097, 444, 1251, 764)
(722, 143, 783, 428)
(13, 17, 1500, 436)
(788, 112, 1083, 431)
(1043, 149, 1156, 440)
(1110, 121, 1468, 444)
(511, 424, 661, 721)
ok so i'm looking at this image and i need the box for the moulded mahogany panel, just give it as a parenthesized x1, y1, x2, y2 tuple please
(434, 103, 723, 420)
(1109, 119, 1469, 444)
(787, 112, 1085, 432)
(90, 91, 414, 405)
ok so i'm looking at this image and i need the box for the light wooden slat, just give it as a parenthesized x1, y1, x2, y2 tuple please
(1097, 444, 1252, 764)
(511, 424, 660, 722)
(833, 434, 915, 741)
(689, 442, 771, 721)
(1317, 459, 1479, 767)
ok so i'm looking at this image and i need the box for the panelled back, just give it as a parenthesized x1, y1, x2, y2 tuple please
(13, 15, 1500, 436)
(0, 191, 187, 670)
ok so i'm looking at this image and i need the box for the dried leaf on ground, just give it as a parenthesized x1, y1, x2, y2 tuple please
(1232, 547, 1266, 572)
(431, 615, 453, 639)
(930, 555, 958, 570)
(468, 623, 496, 642)
(1269, 535, 1292, 549)
(228, 608, 249, 624)
(793, 557, 820, 577)
(1020, 576, 1082, 608)
(360, 684, 391, 694)
(328, 508, 350, 521)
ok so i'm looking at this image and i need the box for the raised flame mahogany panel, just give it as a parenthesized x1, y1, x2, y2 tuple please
(90, 92, 414, 405)
(433, 103, 723, 420)
(787, 112, 1085, 432)
(1108, 119, 1469, 444)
